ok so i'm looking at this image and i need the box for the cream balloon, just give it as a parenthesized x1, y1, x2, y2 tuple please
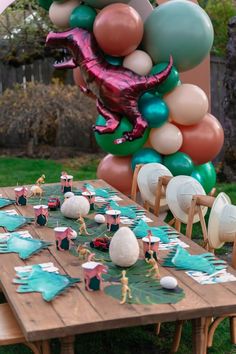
(150, 123, 183, 155)
(123, 50, 153, 75)
(49, 0, 80, 28)
(164, 84, 209, 126)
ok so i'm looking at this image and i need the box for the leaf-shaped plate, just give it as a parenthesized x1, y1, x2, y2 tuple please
(0, 197, 15, 209)
(0, 211, 33, 231)
(14, 265, 81, 301)
(132, 220, 170, 243)
(0, 234, 52, 259)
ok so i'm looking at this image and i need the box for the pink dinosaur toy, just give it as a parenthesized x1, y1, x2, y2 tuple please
(54, 227, 74, 251)
(46, 28, 173, 144)
(82, 254, 108, 291)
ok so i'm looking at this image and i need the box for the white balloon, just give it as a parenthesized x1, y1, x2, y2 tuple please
(150, 123, 183, 155)
(123, 50, 153, 75)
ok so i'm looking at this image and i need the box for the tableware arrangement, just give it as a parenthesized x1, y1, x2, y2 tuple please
(33, 205, 49, 226)
(0, 197, 15, 208)
(0, 211, 33, 231)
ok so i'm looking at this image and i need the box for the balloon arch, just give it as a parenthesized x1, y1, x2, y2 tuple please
(1, 0, 224, 195)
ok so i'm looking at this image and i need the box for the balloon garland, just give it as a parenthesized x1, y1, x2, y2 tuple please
(0, 0, 224, 195)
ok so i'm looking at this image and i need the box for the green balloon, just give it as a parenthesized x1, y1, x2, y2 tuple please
(37, 0, 53, 11)
(163, 152, 194, 176)
(70, 5, 97, 31)
(95, 115, 149, 156)
(150, 62, 179, 94)
(139, 95, 169, 128)
(131, 148, 162, 171)
(83, 0, 129, 9)
(143, 0, 214, 72)
(191, 162, 216, 194)
(105, 55, 123, 66)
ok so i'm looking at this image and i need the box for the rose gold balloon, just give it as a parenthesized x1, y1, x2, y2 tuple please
(97, 154, 133, 195)
(164, 84, 209, 126)
(49, 0, 80, 28)
(93, 3, 143, 56)
(123, 50, 153, 75)
(149, 123, 183, 155)
(176, 113, 224, 165)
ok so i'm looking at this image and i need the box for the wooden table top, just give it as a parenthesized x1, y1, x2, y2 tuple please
(0, 179, 236, 343)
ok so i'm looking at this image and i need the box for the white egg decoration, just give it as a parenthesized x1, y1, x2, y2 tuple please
(109, 227, 139, 267)
(160, 276, 178, 290)
(94, 214, 105, 224)
(64, 191, 75, 199)
(61, 196, 90, 219)
(70, 229, 77, 240)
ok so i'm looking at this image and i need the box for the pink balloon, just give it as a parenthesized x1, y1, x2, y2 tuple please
(0, 0, 16, 15)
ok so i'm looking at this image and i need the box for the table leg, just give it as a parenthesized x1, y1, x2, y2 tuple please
(192, 318, 207, 354)
(60, 336, 75, 354)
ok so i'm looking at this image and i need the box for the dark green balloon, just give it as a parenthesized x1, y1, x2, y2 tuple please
(105, 55, 123, 66)
(37, 0, 53, 11)
(131, 148, 162, 171)
(70, 5, 97, 31)
(139, 96, 169, 128)
(150, 62, 179, 94)
(163, 152, 194, 176)
(95, 115, 149, 156)
(191, 162, 216, 194)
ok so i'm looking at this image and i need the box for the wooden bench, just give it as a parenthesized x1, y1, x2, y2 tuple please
(0, 303, 50, 353)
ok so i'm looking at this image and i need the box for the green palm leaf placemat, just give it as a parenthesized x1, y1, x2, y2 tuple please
(27, 185, 62, 206)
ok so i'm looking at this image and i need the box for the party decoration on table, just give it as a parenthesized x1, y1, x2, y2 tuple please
(158, 238, 189, 251)
(77, 215, 92, 235)
(81, 188, 95, 211)
(191, 162, 216, 195)
(120, 270, 132, 305)
(160, 276, 178, 290)
(145, 250, 161, 279)
(104, 260, 184, 305)
(14, 265, 81, 301)
(166, 176, 208, 224)
(207, 192, 236, 250)
(143, 0, 214, 72)
(0, 211, 33, 232)
(61, 195, 90, 219)
(162, 246, 227, 275)
(105, 209, 121, 232)
(36, 174, 46, 185)
(48, 197, 61, 211)
(137, 163, 173, 207)
(0, 230, 32, 242)
(94, 214, 106, 224)
(82, 254, 108, 291)
(0, 196, 15, 209)
(76, 244, 92, 260)
(134, 220, 169, 243)
(109, 227, 139, 267)
(90, 235, 111, 252)
(0, 234, 52, 260)
(76, 183, 121, 203)
(14, 187, 28, 206)
(60, 172, 73, 194)
(131, 148, 162, 171)
(54, 226, 75, 251)
(142, 231, 160, 260)
(46, 27, 173, 145)
(186, 269, 236, 285)
(14, 262, 59, 275)
(33, 205, 49, 227)
(64, 192, 75, 199)
(29, 185, 43, 198)
(27, 184, 61, 207)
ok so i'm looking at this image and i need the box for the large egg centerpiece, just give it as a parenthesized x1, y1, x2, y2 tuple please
(61, 195, 90, 219)
(109, 227, 139, 267)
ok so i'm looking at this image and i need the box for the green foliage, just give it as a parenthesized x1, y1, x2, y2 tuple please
(199, 0, 236, 56)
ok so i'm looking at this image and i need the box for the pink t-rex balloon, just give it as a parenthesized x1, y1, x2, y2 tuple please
(46, 28, 172, 144)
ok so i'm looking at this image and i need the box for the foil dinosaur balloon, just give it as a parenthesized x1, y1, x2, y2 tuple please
(46, 28, 173, 144)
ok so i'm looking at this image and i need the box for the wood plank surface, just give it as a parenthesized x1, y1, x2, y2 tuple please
(1, 181, 236, 342)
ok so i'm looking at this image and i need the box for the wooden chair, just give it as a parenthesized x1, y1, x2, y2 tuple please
(0, 303, 50, 353)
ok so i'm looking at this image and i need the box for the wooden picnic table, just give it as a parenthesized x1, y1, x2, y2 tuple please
(0, 179, 236, 354)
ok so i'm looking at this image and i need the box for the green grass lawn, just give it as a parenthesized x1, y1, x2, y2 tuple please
(0, 156, 236, 354)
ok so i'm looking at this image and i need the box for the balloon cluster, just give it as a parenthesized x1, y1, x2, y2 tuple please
(40, 0, 224, 195)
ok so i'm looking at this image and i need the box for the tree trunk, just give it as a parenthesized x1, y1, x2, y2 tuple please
(222, 17, 236, 182)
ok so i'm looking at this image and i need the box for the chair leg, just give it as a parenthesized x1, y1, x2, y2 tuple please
(24, 341, 51, 354)
(230, 316, 236, 344)
(155, 322, 161, 335)
(207, 317, 226, 348)
(171, 320, 184, 353)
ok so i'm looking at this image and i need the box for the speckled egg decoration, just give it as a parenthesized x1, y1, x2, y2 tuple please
(64, 191, 75, 199)
(94, 214, 106, 224)
(61, 195, 90, 219)
(160, 276, 178, 290)
(70, 229, 77, 239)
(109, 227, 139, 267)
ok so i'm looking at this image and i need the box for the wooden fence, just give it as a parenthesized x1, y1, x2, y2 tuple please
(0, 56, 226, 122)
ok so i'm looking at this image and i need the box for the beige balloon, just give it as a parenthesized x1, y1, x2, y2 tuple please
(164, 84, 209, 126)
(149, 123, 183, 155)
(49, 0, 80, 28)
(123, 50, 153, 75)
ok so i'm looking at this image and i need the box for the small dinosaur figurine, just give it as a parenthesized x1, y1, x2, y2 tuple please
(145, 250, 161, 279)
(120, 270, 132, 305)
(36, 174, 45, 185)
(76, 244, 91, 260)
(76, 215, 92, 235)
